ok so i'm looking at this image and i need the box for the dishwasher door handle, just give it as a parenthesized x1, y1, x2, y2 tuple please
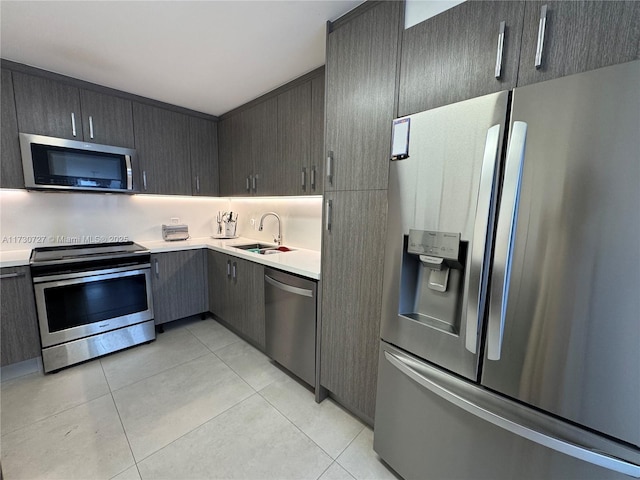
(265, 274, 313, 297)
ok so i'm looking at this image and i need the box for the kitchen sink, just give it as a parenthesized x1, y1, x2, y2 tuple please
(231, 243, 295, 254)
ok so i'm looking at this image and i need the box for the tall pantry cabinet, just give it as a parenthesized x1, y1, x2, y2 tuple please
(320, 0, 402, 423)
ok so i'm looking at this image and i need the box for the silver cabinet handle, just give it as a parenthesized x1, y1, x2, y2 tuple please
(196, 175, 200, 193)
(246, 176, 251, 192)
(495, 21, 506, 78)
(265, 274, 313, 297)
(252, 175, 257, 193)
(125, 155, 133, 190)
(488, 121, 528, 361)
(232, 262, 237, 282)
(226, 260, 231, 278)
(0, 272, 25, 279)
(154, 259, 159, 278)
(326, 151, 333, 185)
(383, 349, 640, 477)
(301, 167, 306, 190)
(311, 166, 316, 190)
(464, 124, 501, 354)
(535, 4, 548, 69)
(71, 112, 77, 137)
(89, 115, 94, 139)
(325, 199, 332, 232)
(143, 170, 147, 191)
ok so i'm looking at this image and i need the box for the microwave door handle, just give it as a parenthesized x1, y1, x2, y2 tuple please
(125, 156, 133, 190)
(487, 121, 528, 361)
(464, 124, 501, 354)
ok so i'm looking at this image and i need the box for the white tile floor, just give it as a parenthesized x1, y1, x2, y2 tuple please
(1, 317, 400, 480)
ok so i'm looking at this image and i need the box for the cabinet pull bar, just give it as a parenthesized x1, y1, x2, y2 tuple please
(311, 166, 316, 190)
(154, 259, 159, 278)
(301, 168, 306, 190)
(325, 199, 332, 232)
(535, 5, 548, 69)
(71, 112, 77, 137)
(252, 175, 257, 193)
(326, 151, 333, 185)
(0, 272, 25, 279)
(232, 262, 237, 281)
(196, 175, 200, 193)
(226, 260, 231, 278)
(89, 116, 94, 139)
(495, 21, 506, 78)
(143, 171, 147, 191)
(246, 176, 251, 192)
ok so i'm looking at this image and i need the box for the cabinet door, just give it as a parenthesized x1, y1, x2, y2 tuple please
(325, 1, 401, 192)
(1, 267, 41, 366)
(190, 117, 219, 196)
(277, 81, 311, 196)
(250, 98, 278, 196)
(518, 1, 640, 87)
(235, 258, 265, 349)
(232, 110, 254, 196)
(13, 72, 82, 140)
(208, 250, 232, 322)
(398, 1, 525, 116)
(152, 250, 207, 325)
(320, 190, 388, 420)
(1, 69, 24, 189)
(79, 89, 135, 148)
(309, 74, 325, 195)
(133, 103, 191, 195)
(217, 117, 235, 197)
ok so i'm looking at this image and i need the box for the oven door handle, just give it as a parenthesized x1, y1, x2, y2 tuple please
(33, 264, 150, 286)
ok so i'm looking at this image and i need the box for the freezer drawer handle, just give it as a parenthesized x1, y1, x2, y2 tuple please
(464, 124, 501, 354)
(383, 350, 640, 478)
(265, 274, 313, 297)
(495, 21, 506, 78)
(535, 4, 548, 68)
(487, 121, 527, 360)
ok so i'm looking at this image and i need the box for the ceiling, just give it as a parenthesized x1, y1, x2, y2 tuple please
(0, 1, 363, 117)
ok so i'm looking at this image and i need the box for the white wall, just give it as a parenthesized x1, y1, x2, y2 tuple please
(0, 190, 322, 251)
(405, 0, 465, 29)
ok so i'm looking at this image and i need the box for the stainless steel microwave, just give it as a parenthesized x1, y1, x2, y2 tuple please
(19, 133, 137, 193)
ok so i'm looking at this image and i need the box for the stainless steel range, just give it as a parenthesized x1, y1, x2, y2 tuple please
(30, 242, 155, 372)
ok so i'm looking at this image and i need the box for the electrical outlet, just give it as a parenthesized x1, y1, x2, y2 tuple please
(170, 217, 180, 225)
(250, 218, 256, 229)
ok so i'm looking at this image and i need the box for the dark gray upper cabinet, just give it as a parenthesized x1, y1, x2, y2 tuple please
(277, 81, 311, 196)
(320, 189, 388, 421)
(151, 250, 207, 325)
(217, 116, 235, 197)
(1, 69, 24, 189)
(189, 117, 219, 196)
(324, 1, 402, 192)
(132, 102, 191, 195)
(517, 1, 640, 87)
(13, 72, 82, 140)
(1, 266, 41, 367)
(310, 75, 325, 195)
(398, 1, 525, 117)
(250, 98, 278, 196)
(79, 89, 134, 148)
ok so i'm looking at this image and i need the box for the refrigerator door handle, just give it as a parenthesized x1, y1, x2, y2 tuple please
(464, 124, 501, 354)
(487, 121, 527, 360)
(383, 349, 640, 478)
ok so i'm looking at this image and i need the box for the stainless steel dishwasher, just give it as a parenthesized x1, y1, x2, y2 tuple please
(264, 267, 317, 387)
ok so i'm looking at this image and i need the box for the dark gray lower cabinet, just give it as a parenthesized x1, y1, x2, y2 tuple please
(1, 266, 41, 367)
(1, 69, 23, 189)
(151, 250, 207, 325)
(207, 250, 265, 349)
(320, 190, 388, 422)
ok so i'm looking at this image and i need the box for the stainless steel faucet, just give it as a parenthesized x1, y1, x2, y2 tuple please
(258, 212, 282, 245)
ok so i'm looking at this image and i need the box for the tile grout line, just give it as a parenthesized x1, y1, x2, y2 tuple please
(333, 423, 367, 474)
(99, 359, 143, 480)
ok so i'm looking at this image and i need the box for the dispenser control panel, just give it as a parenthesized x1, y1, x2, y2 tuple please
(407, 230, 460, 260)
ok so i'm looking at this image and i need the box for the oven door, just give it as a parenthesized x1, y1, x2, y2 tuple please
(33, 264, 154, 348)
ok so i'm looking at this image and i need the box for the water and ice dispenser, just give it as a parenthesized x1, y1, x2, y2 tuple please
(399, 230, 467, 335)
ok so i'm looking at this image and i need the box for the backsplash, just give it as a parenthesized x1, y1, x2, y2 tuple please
(0, 190, 322, 252)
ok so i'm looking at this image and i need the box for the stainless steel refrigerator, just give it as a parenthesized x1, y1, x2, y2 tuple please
(374, 60, 640, 479)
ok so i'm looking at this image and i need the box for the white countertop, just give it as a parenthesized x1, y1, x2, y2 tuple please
(0, 237, 321, 280)
(140, 237, 321, 280)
